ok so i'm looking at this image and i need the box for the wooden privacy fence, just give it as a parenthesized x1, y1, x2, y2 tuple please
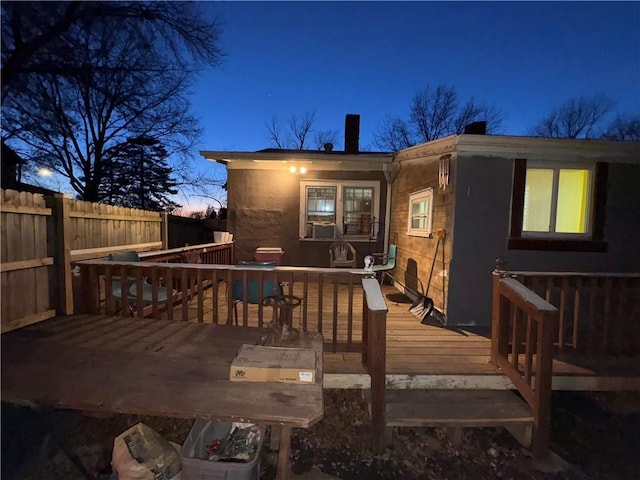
(491, 271, 557, 459)
(508, 271, 640, 356)
(0, 190, 56, 332)
(0, 188, 214, 333)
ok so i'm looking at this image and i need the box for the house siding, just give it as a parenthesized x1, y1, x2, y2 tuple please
(227, 168, 388, 267)
(388, 156, 455, 317)
(448, 156, 640, 327)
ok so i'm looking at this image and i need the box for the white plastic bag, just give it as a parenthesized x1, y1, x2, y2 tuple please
(112, 423, 182, 480)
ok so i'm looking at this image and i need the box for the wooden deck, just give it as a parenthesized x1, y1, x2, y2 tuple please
(163, 282, 640, 391)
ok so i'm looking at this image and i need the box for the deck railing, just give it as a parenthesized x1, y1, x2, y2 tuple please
(361, 278, 388, 451)
(491, 271, 557, 459)
(73, 254, 371, 353)
(507, 271, 640, 357)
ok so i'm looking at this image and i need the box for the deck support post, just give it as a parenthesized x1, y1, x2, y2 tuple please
(362, 278, 388, 452)
(491, 271, 510, 365)
(532, 311, 555, 460)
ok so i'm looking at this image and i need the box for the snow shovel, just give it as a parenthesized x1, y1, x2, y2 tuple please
(409, 229, 444, 322)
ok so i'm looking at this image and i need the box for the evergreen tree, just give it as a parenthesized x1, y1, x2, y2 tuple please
(100, 136, 180, 212)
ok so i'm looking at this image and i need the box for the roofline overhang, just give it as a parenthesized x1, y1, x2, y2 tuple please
(394, 134, 640, 164)
(200, 150, 394, 171)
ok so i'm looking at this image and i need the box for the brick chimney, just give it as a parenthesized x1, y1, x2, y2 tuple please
(344, 114, 360, 153)
(463, 121, 487, 135)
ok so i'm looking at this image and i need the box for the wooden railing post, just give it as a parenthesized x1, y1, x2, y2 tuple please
(74, 264, 99, 314)
(491, 270, 510, 364)
(362, 278, 388, 452)
(47, 193, 73, 315)
(532, 310, 556, 459)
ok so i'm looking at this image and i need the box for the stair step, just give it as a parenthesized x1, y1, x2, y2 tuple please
(382, 389, 533, 428)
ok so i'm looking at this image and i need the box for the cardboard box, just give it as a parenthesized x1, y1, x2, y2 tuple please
(229, 344, 316, 384)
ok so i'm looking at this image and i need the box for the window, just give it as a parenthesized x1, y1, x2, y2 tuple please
(509, 159, 608, 251)
(300, 180, 380, 239)
(407, 188, 433, 237)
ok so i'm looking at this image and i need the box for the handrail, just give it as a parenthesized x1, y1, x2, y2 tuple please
(491, 271, 557, 460)
(361, 277, 388, 451)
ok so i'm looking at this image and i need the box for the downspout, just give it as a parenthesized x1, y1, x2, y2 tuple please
(382, 158, 398, 253)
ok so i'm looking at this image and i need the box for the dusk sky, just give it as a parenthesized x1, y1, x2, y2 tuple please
(186, 1, 639, 209)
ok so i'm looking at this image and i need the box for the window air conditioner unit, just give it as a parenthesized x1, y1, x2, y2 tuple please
(312, 222, 336, 239)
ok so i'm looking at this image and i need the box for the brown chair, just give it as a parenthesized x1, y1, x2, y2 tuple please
(329, 241, 357, 268)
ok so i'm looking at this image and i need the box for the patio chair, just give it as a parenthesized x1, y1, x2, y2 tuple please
(231, 260, 283, 325)
(372, 244, 397, 284)
(329, 241, 357, 268)
(108, 251, 175, 314)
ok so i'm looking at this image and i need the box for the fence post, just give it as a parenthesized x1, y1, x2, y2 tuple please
(47, 193, 73, 315)
(161, 212, 169, 249)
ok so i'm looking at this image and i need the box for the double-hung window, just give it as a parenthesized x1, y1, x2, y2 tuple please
(509, 159, 608, 251)
(300, 180, 380, 239)
(407, 188, 434, 237)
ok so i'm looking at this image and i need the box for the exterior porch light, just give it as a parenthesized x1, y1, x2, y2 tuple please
(289, 165, 297, 174)
(289, 165, 308, 175)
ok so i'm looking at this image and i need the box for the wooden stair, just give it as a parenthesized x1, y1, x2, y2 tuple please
(367, 389, 534, 448)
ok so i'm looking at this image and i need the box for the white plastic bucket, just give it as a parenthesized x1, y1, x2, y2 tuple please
(213, 231, 224, 243)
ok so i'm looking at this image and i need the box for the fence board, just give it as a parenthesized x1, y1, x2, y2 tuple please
(1, 189, 55, 332)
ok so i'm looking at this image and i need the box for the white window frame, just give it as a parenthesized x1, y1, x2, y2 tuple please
(407, 188, 434, 237)
(523, 161, 595, 239)
(299, 180, 381, 240)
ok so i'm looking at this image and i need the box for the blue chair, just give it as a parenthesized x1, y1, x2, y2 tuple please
(108, 251, 175, 314)
(372, 244, 397, 284)
(232, 261, 282, 325)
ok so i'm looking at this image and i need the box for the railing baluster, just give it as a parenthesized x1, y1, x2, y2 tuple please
(105, 265, 115, 315)
(332, 276, 339, 353)
(120, 266, 129, 318)
(302, 273, 309, 332)
(347, 274, 354, 350)
(151, 268, 159, 318)
(197, 269, 204, 323)
(135, 267, 144, 319)
(587, 277, 598, 354)
(165, 269, 173, 321)
(524, 315, 534, 384)
(573, 277, 582, 349)
(511, 306, 519, 369)
(181, 268, 189, 321)
(558, 277, 567, 351)
(602, 277, 613, 355)
(317, 275, 324, 334)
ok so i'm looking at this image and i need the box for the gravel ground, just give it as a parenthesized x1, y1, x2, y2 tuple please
(2, 390, 639, 480)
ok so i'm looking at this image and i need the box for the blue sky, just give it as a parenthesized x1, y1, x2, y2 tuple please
(193, 1, 640, 155)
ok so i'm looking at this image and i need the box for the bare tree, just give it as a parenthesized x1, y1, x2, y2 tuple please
(313, 130, 339, 150)
(530, 96, 614, 139)
(374, 84, 504, 151)
(265, 110, 334, 150)
(1, 1, 223, 203)
(265, 116, 287, 149)
(289, 112, 315, 149)
(453, 99, 504, 136)
(1, 1, 221, 100)
(601, 114, 640, 141)
(374, 116, 412, 151)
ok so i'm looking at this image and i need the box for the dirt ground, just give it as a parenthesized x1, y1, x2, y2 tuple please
(2, 390, 639, 480)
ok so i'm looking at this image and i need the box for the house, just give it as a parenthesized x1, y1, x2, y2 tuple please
(203, 118, 640, 327)
(390, 133, 640, 326)
(201, 115, 393, 266)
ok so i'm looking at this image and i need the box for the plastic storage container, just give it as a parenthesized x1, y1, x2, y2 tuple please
(255, 247, 284, 265)
(180, 420, 262, 480)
